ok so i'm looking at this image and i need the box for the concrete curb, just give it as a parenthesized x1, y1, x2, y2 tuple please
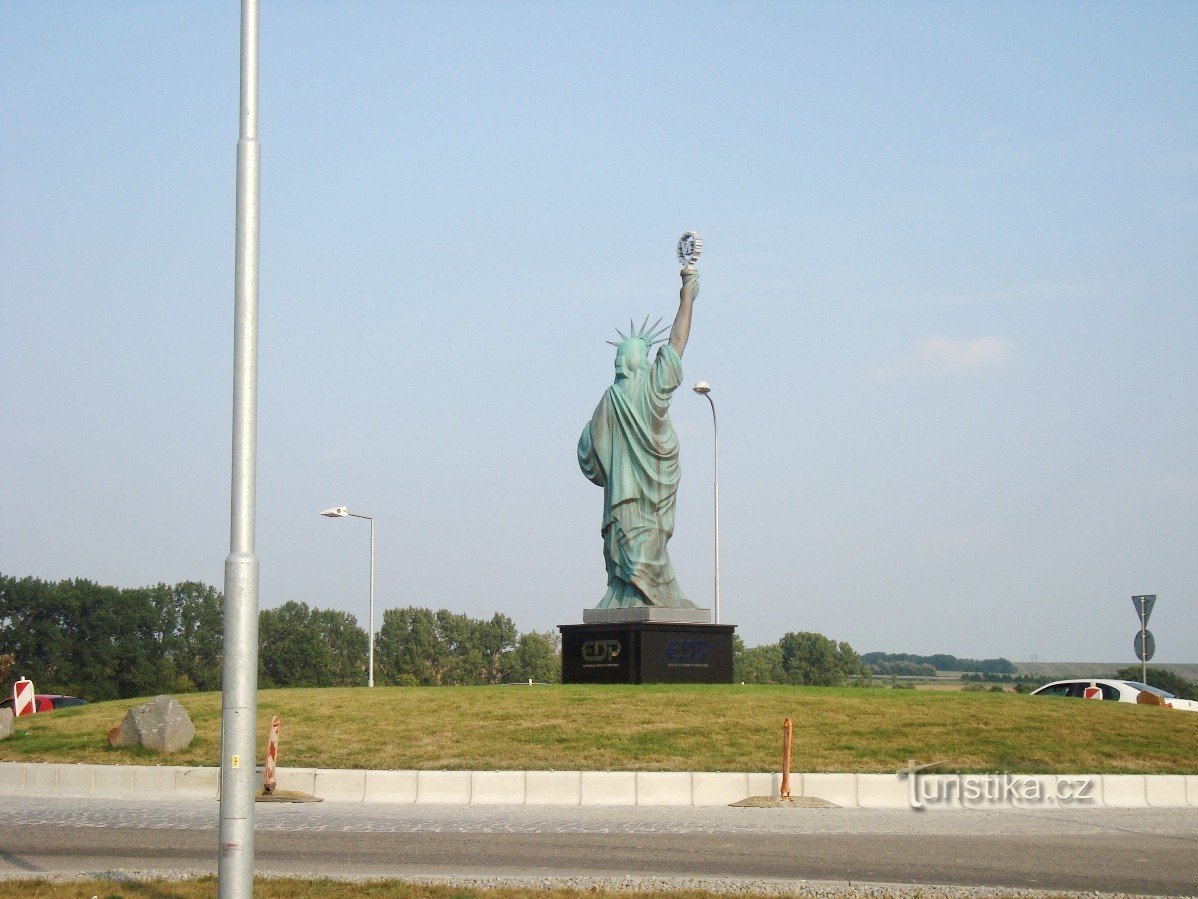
(1, 762, 1194, 809)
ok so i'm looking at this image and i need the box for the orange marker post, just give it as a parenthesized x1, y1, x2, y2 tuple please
(263, 715, 281, 795)
(780, 717, 793, 799)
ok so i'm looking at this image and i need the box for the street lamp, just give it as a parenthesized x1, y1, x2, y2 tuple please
(321, 506, 376, 687)
(692, 381, 720, 624)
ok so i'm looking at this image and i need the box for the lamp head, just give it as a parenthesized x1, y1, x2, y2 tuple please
(320, 506, 349, 518)
(692, 381, 711, 395)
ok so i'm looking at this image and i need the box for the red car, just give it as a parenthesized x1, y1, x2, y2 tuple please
(1, 694, 87, 716)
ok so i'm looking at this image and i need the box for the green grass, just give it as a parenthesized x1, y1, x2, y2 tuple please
(2, 684, 1196, 773)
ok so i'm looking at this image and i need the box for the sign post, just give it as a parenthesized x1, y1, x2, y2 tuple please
(1132, 595, 1156, 686)
(12, 677, 35, 717)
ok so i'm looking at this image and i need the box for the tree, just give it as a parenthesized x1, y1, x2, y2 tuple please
(501, 631, 560, 683)
(0, 574, 71, 692)
(313, 607, 368, 686)
(734, 641, 785, 684)
(475, 613, 518, 684)
(170, 582, 223, 691)
(258, 601, 368, 688)
(376, 607, 449, 685)
(779, 631, 868, 686)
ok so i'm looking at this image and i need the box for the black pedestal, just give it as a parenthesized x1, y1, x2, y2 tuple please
(558, 622, 736, 684)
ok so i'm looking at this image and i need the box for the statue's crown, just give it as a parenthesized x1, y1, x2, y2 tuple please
(606, 315, 669, 348)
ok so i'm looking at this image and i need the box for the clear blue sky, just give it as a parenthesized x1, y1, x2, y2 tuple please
(2, 2, 1195, 661)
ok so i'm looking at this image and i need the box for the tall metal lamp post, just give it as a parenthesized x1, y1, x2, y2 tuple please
(692, 381, 720, 624)
(218, 0, 261, 894)
(321, 506, 376, 687)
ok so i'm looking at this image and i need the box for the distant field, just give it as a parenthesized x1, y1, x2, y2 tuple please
(2, 684, 1196, 774)
(1013, 662, 1198, 680)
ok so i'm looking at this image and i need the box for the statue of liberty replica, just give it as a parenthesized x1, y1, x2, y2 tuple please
(576, 233, 708, 624)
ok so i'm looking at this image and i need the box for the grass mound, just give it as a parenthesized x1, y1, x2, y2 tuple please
(1, 684, 1195, 774)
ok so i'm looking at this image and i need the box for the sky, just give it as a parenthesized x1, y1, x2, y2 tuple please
(2, 1, 1195, 662)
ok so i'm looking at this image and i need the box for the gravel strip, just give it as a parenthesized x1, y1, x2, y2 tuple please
(2, 870, 1193, 899)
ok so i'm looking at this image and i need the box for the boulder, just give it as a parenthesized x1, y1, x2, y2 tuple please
(108, 695, 195, 753)
(0, 707, 12, 740)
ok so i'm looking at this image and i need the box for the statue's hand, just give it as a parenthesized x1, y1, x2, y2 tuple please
(680, 267, 699, 302)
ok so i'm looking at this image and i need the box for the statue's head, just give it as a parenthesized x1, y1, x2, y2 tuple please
(607, 315, 669, 380)
(614, 337, 650, 379)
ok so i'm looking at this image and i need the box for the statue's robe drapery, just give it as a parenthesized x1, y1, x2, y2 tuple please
(577, 343, 696, 609)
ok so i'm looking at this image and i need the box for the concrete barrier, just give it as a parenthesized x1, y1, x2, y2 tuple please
(525, 771, 581, 806)
(470, 771, 526, 805)
(692, 772, 750, 806)
(1014, 775, 1062, 809)
(856, 773, 911, 809)
(274, 767, 317, 796)
(315, 768, 367, 802)
(0, 762, 25, 795)
(636, 772, 692, 806)
(134, 766, 180, 800)
(802, 773, 856, 807)
(580, 771, 636, 806)
(4, 763, 1195, 809)
(746, 772, 781, 798)
(22, 763, 57, 796)
(363, 769, 418, 804)
(175, 766, 218, 800)
(91, 765, 135, 798)
(1102, 774, 1147, 808)
(55, 765, 94, 798)
(1145, 774, 1188, 808)
(416, 770, 471, 803)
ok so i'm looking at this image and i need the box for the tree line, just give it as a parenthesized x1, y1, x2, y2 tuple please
(860, 651, 1017, 675)
(0, 574, 559, 700)
(733, 632, 871, 686)
(22, 573, 1181, 699)
(0, 574, 891, 694)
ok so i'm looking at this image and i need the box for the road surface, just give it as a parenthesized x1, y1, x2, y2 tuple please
(2, 798, 1196, 895)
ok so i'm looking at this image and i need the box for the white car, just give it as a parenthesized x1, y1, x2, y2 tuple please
(1031, 678, 1198, 712)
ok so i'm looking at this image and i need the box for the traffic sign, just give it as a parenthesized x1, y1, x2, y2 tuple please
(1134, 629, 1155, 662)
(1132, 594, 1156, 625)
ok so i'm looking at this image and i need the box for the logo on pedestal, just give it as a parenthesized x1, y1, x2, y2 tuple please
(581, 639, 622, 666)
(666, 639, 710, 666)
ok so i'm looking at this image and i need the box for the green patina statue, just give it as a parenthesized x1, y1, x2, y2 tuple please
(577, 264, 701, 610)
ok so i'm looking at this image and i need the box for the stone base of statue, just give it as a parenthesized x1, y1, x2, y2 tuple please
(559, 616, 736, 684)
(582, 605, 711, 624)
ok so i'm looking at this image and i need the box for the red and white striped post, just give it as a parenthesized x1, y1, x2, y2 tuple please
(262, 715, 281, 794)
(12, 677, 35, 717)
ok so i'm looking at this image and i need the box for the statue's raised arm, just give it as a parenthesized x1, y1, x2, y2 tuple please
(669, 265, 699, 358)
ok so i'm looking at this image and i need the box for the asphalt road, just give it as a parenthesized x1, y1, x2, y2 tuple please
(2, 798, 1196, 895)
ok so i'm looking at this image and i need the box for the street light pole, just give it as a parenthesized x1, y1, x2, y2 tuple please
(367, 514, 375, 688)
(219, 1, 261, 895)
(692, 382, 720, 624)
(321, 507, 376, 687)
